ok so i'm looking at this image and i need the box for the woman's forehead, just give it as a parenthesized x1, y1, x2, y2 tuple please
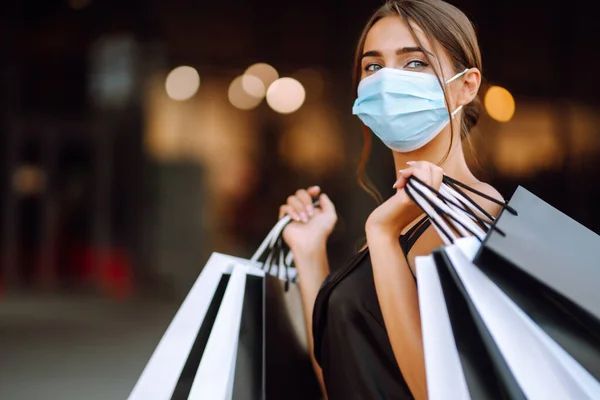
(363, 16, 434, 54)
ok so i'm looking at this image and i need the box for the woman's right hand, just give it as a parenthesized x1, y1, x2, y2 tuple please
(279, 186, 337, 254)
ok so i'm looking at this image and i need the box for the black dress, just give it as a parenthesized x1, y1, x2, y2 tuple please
(312, 217, 431, 400)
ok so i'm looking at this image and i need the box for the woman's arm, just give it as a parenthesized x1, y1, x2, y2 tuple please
(366, 165, 504, 400)
(291, 240, 330, 399)
(279, 187, 337, 399)
(366, 218, 432, 400)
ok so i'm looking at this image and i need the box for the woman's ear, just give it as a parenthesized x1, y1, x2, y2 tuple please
(458, 68, 481, 106)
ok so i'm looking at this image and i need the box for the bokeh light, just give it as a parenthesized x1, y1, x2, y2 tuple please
(165, 66, 200, 101)
(266, 77, 306, 114)
(241, 74, 266, 99)
(484, 86, 516, 122)
(229, 76, 263, 110)
(13, 165, 46, 196)
(244, 63, 279, 90)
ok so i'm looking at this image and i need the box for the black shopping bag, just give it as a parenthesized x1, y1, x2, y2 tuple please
(473, 186, 600, 380)
(246, 214, 322, 400)
(232, 272, 265, 400)
(253, 236, 321, 400)
(264, 274, 322, 400)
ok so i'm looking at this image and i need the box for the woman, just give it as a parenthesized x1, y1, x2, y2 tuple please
(279, 0, 504, 399)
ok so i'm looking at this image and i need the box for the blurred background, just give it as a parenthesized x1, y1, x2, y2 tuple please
(1, 0, 599, 398)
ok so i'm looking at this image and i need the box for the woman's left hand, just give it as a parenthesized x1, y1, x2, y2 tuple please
(365, 161, 444, 238)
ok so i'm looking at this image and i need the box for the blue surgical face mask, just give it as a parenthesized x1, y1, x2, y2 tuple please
(352, 68, 468, 153)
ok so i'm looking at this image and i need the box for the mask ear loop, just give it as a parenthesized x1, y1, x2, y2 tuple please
(450, 105, 463, 118)
(445, 68, 468, 117)
(445, 68, 469, 84)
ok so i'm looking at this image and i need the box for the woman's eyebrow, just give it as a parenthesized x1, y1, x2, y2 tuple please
(360, 46, 436, 60)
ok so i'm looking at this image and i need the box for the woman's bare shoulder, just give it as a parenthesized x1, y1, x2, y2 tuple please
(465, 180, 505, 216)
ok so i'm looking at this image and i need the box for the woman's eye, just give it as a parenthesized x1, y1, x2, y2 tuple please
(365, 63, 383, 72)
(405, 60, 429, 69)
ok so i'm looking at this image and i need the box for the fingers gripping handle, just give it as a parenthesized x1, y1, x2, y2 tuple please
(250, 197, 320, 283)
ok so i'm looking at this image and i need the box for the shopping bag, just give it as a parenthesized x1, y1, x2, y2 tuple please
(130, 209, 321, 400)
(474, 185, 600, 321)
(251, 221, 321, 399)
(441, 238, 600, 399)
(410, 179, 516, 399)
(415, 252, 470, 399)
(189, 263, 263, 399)
(410, 177, 600, 399)
(129, 253, 241, 400)
(231, 270, 265, 400)
(129, 256, 265, 400)
(472, 186, 600, 380)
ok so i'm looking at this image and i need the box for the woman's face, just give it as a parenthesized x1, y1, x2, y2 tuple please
(360, 15, 458, 90)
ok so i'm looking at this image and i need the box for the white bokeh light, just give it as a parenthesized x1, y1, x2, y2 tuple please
(266, 77, 306, 114)
(165, 66, 200, 101)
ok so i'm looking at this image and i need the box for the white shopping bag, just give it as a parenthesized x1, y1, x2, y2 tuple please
(189, 263, 263, 399)
(128, 254, 262, 400)
(416, 253, 471, 400)
(130, 209, 318, 400)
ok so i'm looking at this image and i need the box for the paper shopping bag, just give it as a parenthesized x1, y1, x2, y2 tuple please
(416, 253, 470, 400)
(431, 249, 514, 399)
(231, 272, 265, 400)
(189, 264, 263, 399)
(474, 186, 600, 380)
(129, 256, 265, 400)
(441, 238, 600, 399)
(129, 253, 240, 400)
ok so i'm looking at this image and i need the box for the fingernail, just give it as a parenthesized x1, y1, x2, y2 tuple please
(393, 182, 397, 189)
(406, 161, 416, 165)
(310, 185, 320, 191)
(300, 212, 308, 222)
(306, 205, 314, 216)
(293, 213, 301, 222)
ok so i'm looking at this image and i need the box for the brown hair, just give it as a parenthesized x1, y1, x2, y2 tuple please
(354, 0, 483, 204)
